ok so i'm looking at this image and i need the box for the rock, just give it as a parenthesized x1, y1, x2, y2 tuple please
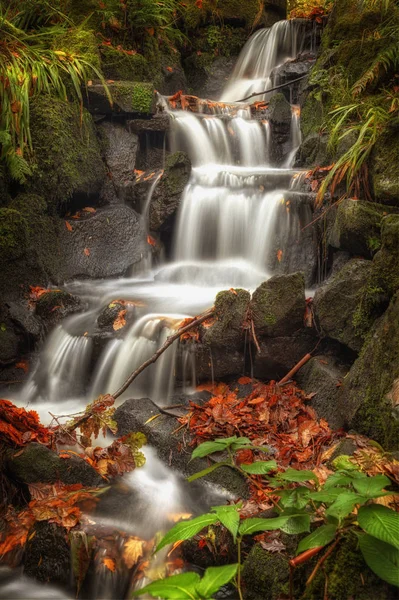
(23, 522, 71, 588)
(7, 301, 43, 342)
(0, 208, 29, 263)
(0, 323, 19, 365)
(253, 331, 316, 381)
(295, 355, 349, 430)
(35, 291, 83, 327)
(372, 130, 399, 206)
(313, 259, 374, 353)
(97, 121, 138, 202)
(341, 291, 399, 450)
(127, 114, 170, 134)
(100, 46, 152, 81)
(297, 132, 331, 168)
(371, 214, 399, 297)
(330, 250, 351, 276)
(182, 344, 246, 382)
(241, 542, 290, 600)
(251, 273, 306, 338)
(185, 56, 238, 100)
(114, 397, 248, 497)
(85, 81, 155, 116)
(271, 54, 316, 105)
(6, 443, 103, 487)
(267, 93, 295, 166)
(28, 97, 106, 209)
(268, 93, 292, 125)
(148, 151, 191, 232)
(60, 205, 147, 279)
(329, 199, 397, 258)
(203, 289, 250, 350)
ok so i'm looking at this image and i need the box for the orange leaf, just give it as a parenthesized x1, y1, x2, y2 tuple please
(122, 537, 144, 569)
(166, 66, 174, 72)
(113, 309, 127, 331)
(103, 557, 116, 572)
(84, 248, 90, 256)
(147, 235, 156, 247)
(65, 221, 73, 232)
(15, 360, 29, 373)
(276, 249, 283, 262)
(238, 376, 252, 385)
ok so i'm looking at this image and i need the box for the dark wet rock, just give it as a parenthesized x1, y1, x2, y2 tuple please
(6, 443, 103, 487)
(60, 205, 147, 279)
(268, 92, 292, 125)
(295, 355, 349, 430)
(251, 273, 306, 338)
(35, 291, 83, 327)
(340, 291, 399, 450)
(253, 330, 316, 381)
(0, 323, 19, 365)
(296, 132, 331, 168)
(267, 93, 295, 166)
(330, 250, 351, 277)
(127, 114, 170, 134)
(148, 151, 191, 232)
(23, 522, 71, 588)
(114, 397, 248, 497)
(329, 199, 397, 259)
(371, 129, 399, 207)
(313, 259, 374, 353)
(242, 542, 292, 600)
(97, 121, 138, 202)
(371, 214, 399, 298)
(202, 289, 250, 350)
(85, 81, 155, 116)
(7, 301, 43, 342)
(184, 344, 246, 382)
(159, 61, 188, 96)
(97, 301, 125, 331)
(185, 56, 237, 100)
(271, 54, 316, 105)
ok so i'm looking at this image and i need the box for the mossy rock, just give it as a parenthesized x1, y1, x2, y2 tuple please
(202, 288, 250, 350)
(100, 46, 152, 81)
(23, 522, 71, 588)
(0, 208, 29, 262)
(372, 130, 399, 206)
(251, 273, 306, 338)
(313, 259, 375, 353)
(242, 543, 290, 600)
(324, 0, 387, 47)
(267, 92, 292, 125)
(86, 81, 155, 115)
(0, 323, 19, 365)
(53, 27, 100, 70)
(329, 199, 397, 258)
(28, 96, 106, 208)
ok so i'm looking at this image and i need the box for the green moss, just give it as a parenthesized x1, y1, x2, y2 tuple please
(242, 543, 290, 600)
(27, 96, 106, 208)
(53, 27, 101, 70)
(372, 129, 399, 205)
(131, 82, 155, 112)
(0, 208, 29, 262)
(100, 46, 151, 81)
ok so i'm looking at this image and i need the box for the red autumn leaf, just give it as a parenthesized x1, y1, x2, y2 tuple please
(147, 235, 156, 247)
(113, 309, 127, 331)
(276, 249, 283, 262)
(15, 360, 29, 373)
(166, 66, 174, 72)
(84, 248, 90, 256)
(65, 220, 73, 232)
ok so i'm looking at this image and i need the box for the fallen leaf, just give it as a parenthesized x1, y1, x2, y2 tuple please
(15, 361, 29, 373)
(113, 309, 127, 331)
(276, 249, 283, 262)
(65, 221, 73, 232)
(147, 235, 156, 247)
(103, 557, 116, 572)
(84, 248, 90, 256)
(123, 537, 144, 569)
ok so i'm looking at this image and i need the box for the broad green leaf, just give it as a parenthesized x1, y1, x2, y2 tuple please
(325, 492, 367, 521)
(324, 473, 353, 489)
(191, 441, 230, 460)
(352, 474, 391, 498)
(279, 468, 319, 484)
(240, 460, 277, 475)
(331, 455, 359, 471)
(308, 489, 343, 503)
(155, 513, 218, 552)
(187, 461, 231, 483)
(230, 437, 252, 450)
(296, 524, 338, 555)
(239, 515, 294, 536)
(277, 487, 310, 509)
(358, 504, 399, 549)
(196, 564, 239, 598)
(359, 534, 399, 588)
(280, 514, 310, 535)
(212, 505, 240, 541)
(132, 572, 200, 599)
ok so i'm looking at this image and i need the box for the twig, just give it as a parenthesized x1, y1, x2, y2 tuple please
(250, 318, 261, 353)
(235, 74, 308, 103)
(306, 538, 340, 587)
(49, 412, 86, 451)
(278, 353, 312, 385)
(112, 307, 214, 400)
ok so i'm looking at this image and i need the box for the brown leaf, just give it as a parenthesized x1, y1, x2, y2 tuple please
(65, 221, 73, 232)
(113, 309, 127, 331)
(84, 248, 90, 257)
(103, 557, 116, 572)
(122, 537, 144, 569)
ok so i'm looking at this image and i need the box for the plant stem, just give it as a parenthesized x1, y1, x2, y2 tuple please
(237, 536, 244, 600)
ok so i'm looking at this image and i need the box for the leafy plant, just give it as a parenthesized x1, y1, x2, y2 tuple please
(140, 439, 399, 599)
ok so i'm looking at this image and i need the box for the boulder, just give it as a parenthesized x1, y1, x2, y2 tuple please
(313, 259, 374, 353)
(6, 443, 103, 487)
(114, 397, 248, 497)
(329, 199, 396, 258)
(271, 54, 316, 105)
(100, 46, 152, 81)
(251, 273, 306, 338)
(0, 323, 19, 366)
(202, 289, 250, 350)
(341, 292, 399, 450)
(372, 131, 399, 206)
(23, 522, 71, 588)
(7, 301, 43, 343)
(183, 344, 246, 382)
(184, 55, 238, 100)
(60, 205, 147, 279)
(127, 114, 170, 134)
(28, 97, 106, 209)
(253, 331, 315, 381)
(35, 291, 83, 328)
(242, 542, 291, 600)
(0, 208, 29, 263)
(295, 355, 349, 430)
(85, 81, 155, 116)
(97, 121, 138, 202)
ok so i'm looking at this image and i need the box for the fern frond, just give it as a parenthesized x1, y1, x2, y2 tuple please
(352, 42, 399, 96)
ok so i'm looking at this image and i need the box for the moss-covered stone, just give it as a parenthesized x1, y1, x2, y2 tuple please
(202, 288, 250, 350)
(372, 129, 399, 206)
(251, 273, 305, 338)
(86, 81, 155, 115)
(268, 92, 292, 125)
(53, 27, 100, 70)
(0, 208, 29, 262)
(329, 199, 397, 258)
(100, 46, 151, 81)
(242, 543, 290, 600)
(28, 96, 106, 208)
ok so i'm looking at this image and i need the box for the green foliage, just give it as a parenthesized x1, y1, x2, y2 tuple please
(358, 534, 399, 587)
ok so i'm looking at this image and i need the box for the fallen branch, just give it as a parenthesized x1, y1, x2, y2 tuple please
(235, 74, 308, 103)
(278, 353, 312, 385)
(112, 307, 215, 400)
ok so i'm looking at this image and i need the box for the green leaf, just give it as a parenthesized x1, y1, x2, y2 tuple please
(359, 534, 399, 588)
(187, 461, 231, 483)
(191, 441, 230, 460)
(239, 515, 294, 536)
(358, 504, 399, 550)
(240, 460, 277, 475)
(212, 505, 240, 542)
(324, 473, 353, 489)
(196, 564, 239, 598)
(280, 514, 310, 535)
(131, 572, 201, 599)
(325, 492, 367, 521)
(308, 489, 343, 503)
(331, 455, 359, 471)
(277, 487, 310, 509)
(155, 513, 218, 552)
(296, 524, 338, 555)
(352, 475, 391, 498)
(279, 468, 319, 484)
